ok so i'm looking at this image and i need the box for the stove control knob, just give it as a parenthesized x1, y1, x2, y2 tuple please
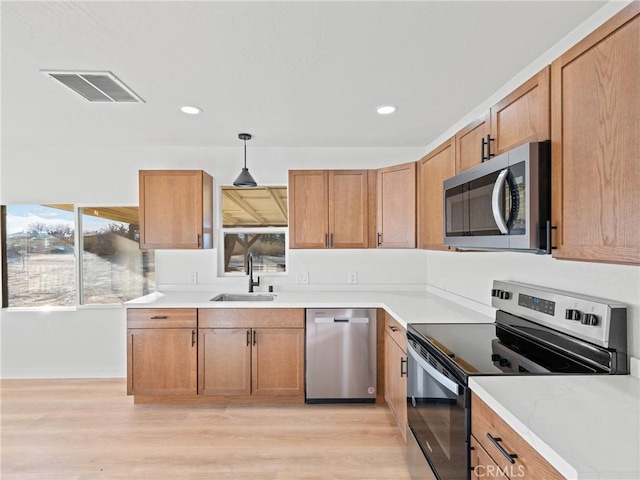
(491, 289, 500, 298)
(565, 309, 581, 321)
(499, 290, 511, 300)
(581, 314, 599, 326)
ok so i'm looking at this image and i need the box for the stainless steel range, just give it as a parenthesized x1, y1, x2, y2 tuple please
(406, 280, 628, 480)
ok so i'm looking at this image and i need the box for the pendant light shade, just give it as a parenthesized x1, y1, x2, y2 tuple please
(233, 133, 257, 187)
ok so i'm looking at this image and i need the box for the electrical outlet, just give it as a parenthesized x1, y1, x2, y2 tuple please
(296, 272, 309, 284)
(189, 272, 198, 284)
(348, 272, 358, 284)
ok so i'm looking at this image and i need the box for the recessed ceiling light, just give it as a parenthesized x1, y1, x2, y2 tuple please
(180, 105, 202, 115)
(376, 105, 397, 115)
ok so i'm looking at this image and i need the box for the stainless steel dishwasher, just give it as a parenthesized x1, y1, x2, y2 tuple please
(305, 308, 377, 403)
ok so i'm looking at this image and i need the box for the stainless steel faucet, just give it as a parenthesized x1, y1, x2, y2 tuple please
(246, 252, 260, 293)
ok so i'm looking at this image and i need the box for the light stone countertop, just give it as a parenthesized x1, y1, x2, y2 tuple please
(470, 368, 640, 480)
(124, 288, 495, 328)
(126, 288, 640, 479)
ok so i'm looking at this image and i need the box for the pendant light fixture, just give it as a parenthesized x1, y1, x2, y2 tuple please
(233, 133, 257, 187)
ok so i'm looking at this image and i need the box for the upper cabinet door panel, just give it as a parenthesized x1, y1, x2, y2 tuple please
(288, 170, 329, 248)
(455, 113, 490, 173)
(139, 170, 213, 249)
(551, 4, 640, 265)
(490, 66, 550, 155)
(328, 170, 368, 248)
(377, 162, 416, 248)
(418, 137, 456, 250)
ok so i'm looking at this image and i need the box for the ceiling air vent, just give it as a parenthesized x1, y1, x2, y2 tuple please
(41, 70, 144, 103)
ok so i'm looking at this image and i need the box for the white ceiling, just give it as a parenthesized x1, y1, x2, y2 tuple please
(1, 1, 606, 149)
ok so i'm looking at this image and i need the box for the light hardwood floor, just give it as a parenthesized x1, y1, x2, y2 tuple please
(1, 379, 411, 480)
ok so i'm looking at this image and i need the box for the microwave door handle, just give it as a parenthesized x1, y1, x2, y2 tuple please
(491, 168, 510, 234)
(407, 341, 462, 396)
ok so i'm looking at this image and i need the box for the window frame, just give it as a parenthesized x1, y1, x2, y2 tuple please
(217, 184, 289, 278)
(1, 203, 154, 310)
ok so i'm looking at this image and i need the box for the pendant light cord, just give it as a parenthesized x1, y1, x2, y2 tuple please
(244, 139, 247, 168)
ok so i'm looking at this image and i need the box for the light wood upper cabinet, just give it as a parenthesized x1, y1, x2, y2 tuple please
(139, 170, 213, 249)
(551, 4, 640, 265)
(377, 162, 416, 248)
(455, 67, 550, 172)
(491, 66, 550, 156)
(126, 309, 198, 396)
(417, 137, 456, 250)
(455, 112, 490, 173)
(289, 170, 369, 249)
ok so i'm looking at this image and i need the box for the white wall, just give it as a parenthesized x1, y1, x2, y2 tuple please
(0, 145, 427, 378)
(2, 0, 638, 378)
(424, 251, 640, 361)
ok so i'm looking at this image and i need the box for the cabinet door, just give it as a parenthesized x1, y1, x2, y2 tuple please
(384, 331, 407, 440)
(417, 138, 456, 250)
(139, 170, 213, 249)
(127, 328, 197, 396)
(490, 66, 550, 156)
(252, 328, 304, 398)
(198, 328, 251, 396)
(289, 170, 329, 248)
(328, 170, 369, 248)
(377, 162, 416, 248)
(551, 5, 640, 265)
(470, 436, 508, 480)
(455, 112, 490, 172)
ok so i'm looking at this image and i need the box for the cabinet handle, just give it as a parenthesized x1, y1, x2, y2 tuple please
(389, 325, 398, 332)
(252, 330, 257, 346)
(400, 357, 407, 377)
(197, 234, 201, 247)
(377, 233, 382, 247)
(481, 135, 495, 162)
(486, 433, 518, 464)
(246, 330, 251, 346)
(150, 316, 168, 319)
(324, 233, 328, 248)
(481, 137, 487, 162)
(330, 233, 334, 247)
(191, 330, 196, 347)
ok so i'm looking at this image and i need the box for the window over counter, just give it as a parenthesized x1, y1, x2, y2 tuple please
(220, 187, 287, 275)
(1, 204, 155, 308)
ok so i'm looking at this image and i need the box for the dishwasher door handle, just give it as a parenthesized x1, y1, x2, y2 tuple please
(314, 317, 370, 324)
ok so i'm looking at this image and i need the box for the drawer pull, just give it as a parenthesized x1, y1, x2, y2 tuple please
(486, 433, 518, 464)
(400, 357, 407, 377)
(389, 325, 399, 332)
(150, 316, 168, 319)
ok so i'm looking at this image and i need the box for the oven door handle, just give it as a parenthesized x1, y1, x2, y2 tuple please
(407, 341, 463, 396)
(491, 168, 510, 234)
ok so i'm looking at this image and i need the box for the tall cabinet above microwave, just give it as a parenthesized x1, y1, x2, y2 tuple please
(443, 141, 551, 253)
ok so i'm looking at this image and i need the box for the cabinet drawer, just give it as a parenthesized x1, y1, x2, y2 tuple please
(384, 312, 406, 352)
(127, 308, 197, 329)
(472, 393, 565, 480)
(198, 308, 304, 329)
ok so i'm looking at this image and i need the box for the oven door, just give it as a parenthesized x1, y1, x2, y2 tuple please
(406, 338, 469, 480)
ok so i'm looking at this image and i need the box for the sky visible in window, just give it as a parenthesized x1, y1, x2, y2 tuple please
(6, 205, 125, 235)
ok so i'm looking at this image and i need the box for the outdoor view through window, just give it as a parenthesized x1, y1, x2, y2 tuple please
(221, 186, 287, 274)
(3, 205, 155, 307)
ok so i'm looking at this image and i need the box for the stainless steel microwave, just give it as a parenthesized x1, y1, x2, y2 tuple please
(443, 141, 551, 253)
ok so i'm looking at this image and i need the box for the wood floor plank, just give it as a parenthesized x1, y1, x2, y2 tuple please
(1, 379, 411, 480)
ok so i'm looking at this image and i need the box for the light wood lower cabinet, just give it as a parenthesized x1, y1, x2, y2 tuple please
(198, 309, 305, 401)
(471, 393, 565, 480)
(127, 309, 198, 396)
(384, 313, 407, 440)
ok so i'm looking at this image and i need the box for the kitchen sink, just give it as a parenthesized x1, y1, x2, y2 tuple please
(210, 293, 276, 302)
